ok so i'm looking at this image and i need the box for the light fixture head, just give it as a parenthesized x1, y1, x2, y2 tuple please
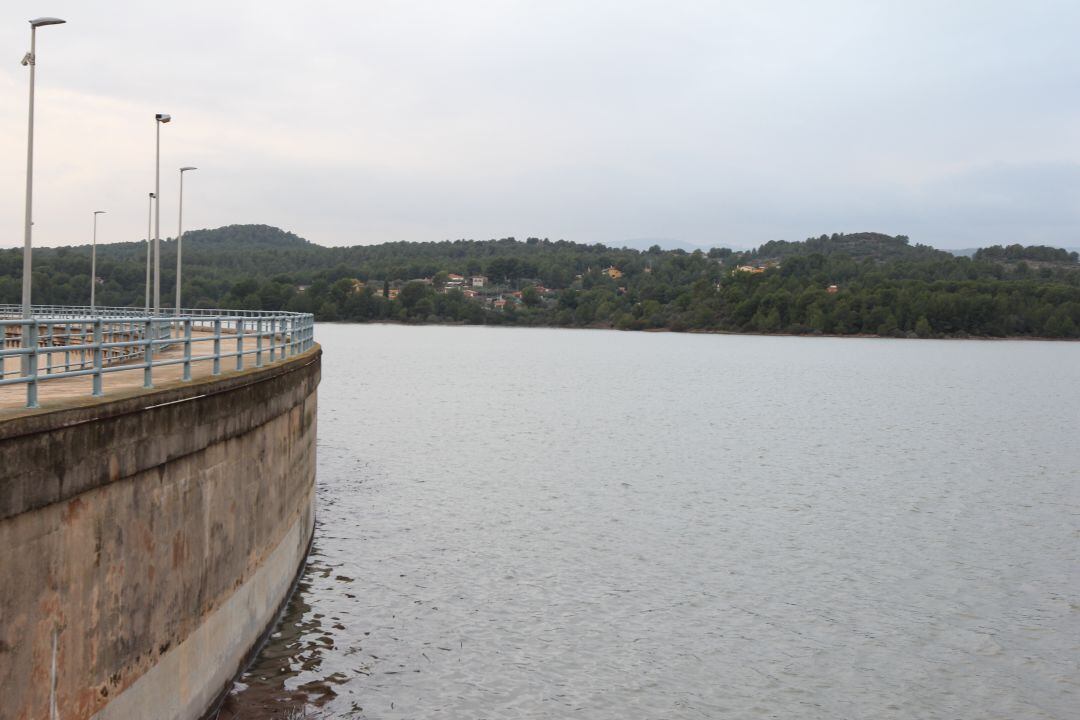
(156, 113, 171, 123)
(149, 192, 156, 198)
(94, 210, 106, 215)
(180, 166, 197, 172)
(30, 17, 66, 28)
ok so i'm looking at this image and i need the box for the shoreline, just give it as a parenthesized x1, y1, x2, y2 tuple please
(315, 319, 1079, 342)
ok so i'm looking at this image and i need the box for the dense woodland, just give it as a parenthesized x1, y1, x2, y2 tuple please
(2, 226, 1079, 338)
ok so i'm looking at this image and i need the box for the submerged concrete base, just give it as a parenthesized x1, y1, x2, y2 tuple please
(0, 347, 320, 720)
(93, 494, 314, 720)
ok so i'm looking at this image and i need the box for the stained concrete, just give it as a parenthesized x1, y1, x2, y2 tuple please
(0, 346, 320, 720)
(92, 493, 314, 720)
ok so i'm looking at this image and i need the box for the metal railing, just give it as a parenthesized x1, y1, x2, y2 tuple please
(1, 305, 315, 409)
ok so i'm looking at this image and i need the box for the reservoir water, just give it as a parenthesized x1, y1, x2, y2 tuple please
(222, 324, 1080, 719)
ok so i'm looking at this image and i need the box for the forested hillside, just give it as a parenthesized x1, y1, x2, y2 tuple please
(973, 244, 1079, 263)
(2, 226, 1078, 338)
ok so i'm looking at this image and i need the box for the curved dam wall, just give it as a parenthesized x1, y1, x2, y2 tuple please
(0, 346, 320, 720)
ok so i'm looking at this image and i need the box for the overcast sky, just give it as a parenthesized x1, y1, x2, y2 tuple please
(2, 1, 1079, 251)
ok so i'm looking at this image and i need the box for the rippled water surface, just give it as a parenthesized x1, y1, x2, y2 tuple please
(222, 325, 1080, 719)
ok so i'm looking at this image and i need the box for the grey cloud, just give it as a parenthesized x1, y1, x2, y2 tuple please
(2, 0, 1079, 251)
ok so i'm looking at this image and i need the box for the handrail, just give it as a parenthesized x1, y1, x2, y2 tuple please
(0, 305, 315, 409)
(0, 304, 303, 319)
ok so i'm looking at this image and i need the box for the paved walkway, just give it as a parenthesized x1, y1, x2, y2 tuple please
(1, 331, 289, 418)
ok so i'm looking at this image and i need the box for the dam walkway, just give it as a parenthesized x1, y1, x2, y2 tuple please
(1, 304, 314, 417)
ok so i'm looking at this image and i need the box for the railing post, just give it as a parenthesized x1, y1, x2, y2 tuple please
(92, 319, 104, 397)
(269, 317, 277, 363)
(46, 324, 54, 375)
(256, 319, 264, 368)
(183, 318, 193, 381)
(143, 319, 154, 388)
(24, 322, 39, 409)
(236, 319, 245, 371)
(213, 319, 221, 376)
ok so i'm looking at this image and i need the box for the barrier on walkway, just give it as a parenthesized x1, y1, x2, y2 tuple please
(0, 305, 315, 408)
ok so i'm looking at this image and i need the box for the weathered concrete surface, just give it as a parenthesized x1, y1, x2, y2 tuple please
(0, 346, 320, 720)
(92, 497, 313, 720)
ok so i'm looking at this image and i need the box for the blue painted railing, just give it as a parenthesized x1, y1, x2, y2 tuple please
(0, 305, 315, 409)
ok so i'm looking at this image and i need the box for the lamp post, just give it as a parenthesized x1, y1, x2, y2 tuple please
(153, 113, 171, 314)
(20, 16, 66, 318)
(91, 210, 105, 311)
(176, 167, 197, 315)
(145, 193, 155, 313)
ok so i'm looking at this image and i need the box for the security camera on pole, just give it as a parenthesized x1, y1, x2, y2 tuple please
(153, 113, 171, 314)
(91, 210, 105, 312)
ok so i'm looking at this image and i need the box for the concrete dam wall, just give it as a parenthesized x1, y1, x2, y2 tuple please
(0, 345, 321, 720)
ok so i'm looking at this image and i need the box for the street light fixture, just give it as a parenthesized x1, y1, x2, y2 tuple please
(20, 16, 66, 318)
(91, 210, 105, 312)
(176, 166, 197, 315)
(153, 113, 171, 314)
(146, 193, 155, 313)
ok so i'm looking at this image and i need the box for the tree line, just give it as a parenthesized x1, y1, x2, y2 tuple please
(1, 226, 1078, 338)
(973, 244, 1079, 264)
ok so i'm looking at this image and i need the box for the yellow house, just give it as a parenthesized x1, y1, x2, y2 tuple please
(604, 266, 624, 279)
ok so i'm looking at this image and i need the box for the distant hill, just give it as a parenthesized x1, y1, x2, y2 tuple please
(2, 224, 1078, 338)
(947, 245, 1080, 261)
(183, 224, 312, 249)
(179, 224, 328, 275)
(618, 237, 710, 253)
(745, 232, 950, 262)
(973, 244, 1079, 264)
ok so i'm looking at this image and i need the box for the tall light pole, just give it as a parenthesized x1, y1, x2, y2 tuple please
(176, 166, 197, 315)
(20, 16, 66, 318)
(145, 192, 155, 313)
(91, 210, 105, 311)
(153, 113, 171, 314)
